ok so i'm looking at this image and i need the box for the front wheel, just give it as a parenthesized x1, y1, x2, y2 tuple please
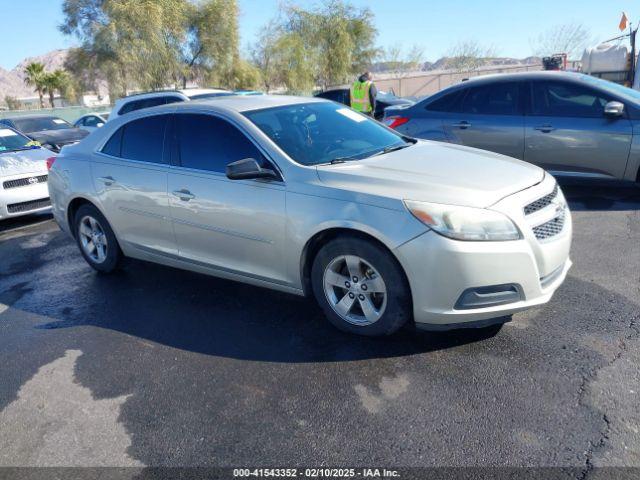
(311, 237, 412, 336)
(74, 204, 122, 273)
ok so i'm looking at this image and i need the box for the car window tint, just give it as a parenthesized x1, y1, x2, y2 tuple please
(84, 116, 100, 127)
(119, 115, 168, 163)
(532, 81, 612, 118)
(101, 127, 123, 157)
(119, 96, 183, 115)
(460, 82, 520, 115)
(175, 114, 264, 173)
(426, 89, 464, 112)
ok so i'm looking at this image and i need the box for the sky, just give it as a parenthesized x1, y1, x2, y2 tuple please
(1, 0, 637, 70)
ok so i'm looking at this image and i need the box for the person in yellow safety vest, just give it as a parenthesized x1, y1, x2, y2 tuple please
(350, 71, 378, 117)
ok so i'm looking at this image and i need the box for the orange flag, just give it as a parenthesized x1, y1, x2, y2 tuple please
(620, 12, 629, 31)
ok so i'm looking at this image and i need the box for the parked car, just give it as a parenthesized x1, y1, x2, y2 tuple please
(233, 89, 264, 96)
(109, 88, 234, 121)
(384, 71, 640, 183)
(74, 112, 110, 132)
(0, 126, 53, 220)
(48, 96, 572, 336)
(314, 88, 414, 120)
(0, 115, 89, 153)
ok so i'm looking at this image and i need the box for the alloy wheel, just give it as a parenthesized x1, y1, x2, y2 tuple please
(78, 215, 109, 264)
(323, 255, 387, 326)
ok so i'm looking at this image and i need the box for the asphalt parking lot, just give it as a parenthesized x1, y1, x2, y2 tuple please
(0, 180, 638, 475)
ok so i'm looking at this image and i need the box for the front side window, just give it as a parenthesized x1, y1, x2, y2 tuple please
(460, 82, 521, 116)
(532, 81, 614, 118)
(84, 116, 101, 127)
(102, 115, 168, 163)
(244, 102, 409, 166)
(174, 114, 264, 173)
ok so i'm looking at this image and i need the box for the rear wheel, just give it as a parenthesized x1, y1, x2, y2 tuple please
(311, 237, 411, 336)
(74, 204, 122, 273)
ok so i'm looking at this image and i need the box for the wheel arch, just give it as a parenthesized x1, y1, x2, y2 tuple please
(299, 227, 412, 301)
(66, 197, 108, 239)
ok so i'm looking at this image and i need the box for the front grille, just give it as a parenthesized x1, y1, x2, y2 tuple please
(524, 184, 558, 215)
(6, 197, 51, 214)
(3, 174, 48, 190)
(532, 210, 566, 241)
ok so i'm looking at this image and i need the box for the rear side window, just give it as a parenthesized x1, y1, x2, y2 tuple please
(102, 115, 169, 163)
(425, 89, 465, 112)
(460, 82, 521, 115)
(531, 81, 614, 118)
(118, 96, 183, 115)
(174, 114, 264, 173)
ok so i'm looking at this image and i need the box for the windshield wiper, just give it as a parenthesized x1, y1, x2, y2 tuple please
(370, 143, 413, 158)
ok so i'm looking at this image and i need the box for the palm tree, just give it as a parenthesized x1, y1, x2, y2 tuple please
(23, 62, 47, 109)
(42, 70, 70, 108)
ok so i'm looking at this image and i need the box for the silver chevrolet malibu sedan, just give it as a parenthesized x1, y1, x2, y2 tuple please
(48, 95, 572, 336)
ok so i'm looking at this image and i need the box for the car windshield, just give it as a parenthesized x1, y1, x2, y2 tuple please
(244, 102, 411, 166)
(12, 117, 72, 133)
(578, 74, 640, 104)
(0, 127, 38, 153)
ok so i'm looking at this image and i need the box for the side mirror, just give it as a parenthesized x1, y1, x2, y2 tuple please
(97, 122, 105, 128)
(604, 101, 625, 118)
(226, 158, 278, 181)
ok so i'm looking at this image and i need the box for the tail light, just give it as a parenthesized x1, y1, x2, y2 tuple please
(46, 157, 56, 170)
(384, 116, 410, 129)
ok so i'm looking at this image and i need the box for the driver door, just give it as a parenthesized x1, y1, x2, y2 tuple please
(525, 80, 632, 179)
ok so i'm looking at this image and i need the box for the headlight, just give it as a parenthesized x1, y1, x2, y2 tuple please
(404, 200, 522, 241)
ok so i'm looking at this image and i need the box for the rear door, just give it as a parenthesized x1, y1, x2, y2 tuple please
(167, 113, 288, 284)
(525, 80, 632, 178)
(441, 81, 526, 159)
(92, 114, 177, 255)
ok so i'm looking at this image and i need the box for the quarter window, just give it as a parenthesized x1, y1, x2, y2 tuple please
(532, 81, 615, 118)
(174, 114, 265, 174)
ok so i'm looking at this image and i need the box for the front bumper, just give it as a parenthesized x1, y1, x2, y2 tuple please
(0, 172, 51, 220)
(395, 175, 572, 329)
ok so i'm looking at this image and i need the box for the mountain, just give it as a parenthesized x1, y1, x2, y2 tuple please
(0, 49, 69, 102)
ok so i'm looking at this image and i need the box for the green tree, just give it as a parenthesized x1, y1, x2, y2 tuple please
(23, 62, 47, 108)
(43, 70, 74, 107)
(4, 96, 20, 110)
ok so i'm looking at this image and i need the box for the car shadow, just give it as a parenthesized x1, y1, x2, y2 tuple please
(28, 255, 503, 364)
(0, 212, 53, 234)
(558, 178, 640, 212)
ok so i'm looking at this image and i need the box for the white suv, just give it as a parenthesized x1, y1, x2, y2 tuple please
(109, 88, 233, 121)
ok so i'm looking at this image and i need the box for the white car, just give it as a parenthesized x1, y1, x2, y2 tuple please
(74, 112, 110, 133)
(0, 126, 52, 220)
(109, 88, 234, 121)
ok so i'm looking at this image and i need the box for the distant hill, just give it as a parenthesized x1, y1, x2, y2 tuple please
(372, 56, 542, 74)
(0, 49, 69, 102)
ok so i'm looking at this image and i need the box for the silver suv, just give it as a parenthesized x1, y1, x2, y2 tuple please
(48, 96, 572, 336)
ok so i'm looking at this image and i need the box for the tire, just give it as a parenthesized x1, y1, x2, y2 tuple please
(73, 204, 122, 273)
(311, 237, 411, 336)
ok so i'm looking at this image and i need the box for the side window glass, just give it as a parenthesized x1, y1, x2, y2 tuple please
(84, 116, 99, 127)
(426, 90, 464, 112)
(532, 81, 612, 118)
(460, 82, 520, 115)
(120, 115, 168, 163)
(175, 114, 266, 173)
(101, 127, 123, 157)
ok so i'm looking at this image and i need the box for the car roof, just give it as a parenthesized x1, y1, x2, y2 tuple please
(455, 70, 588, 85)
(177, 94, 326, 113)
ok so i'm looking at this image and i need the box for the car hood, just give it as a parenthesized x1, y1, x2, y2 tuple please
(28, 128, 89, 146)
(315, 141, 544, 209)
(0, 148, 50, 177)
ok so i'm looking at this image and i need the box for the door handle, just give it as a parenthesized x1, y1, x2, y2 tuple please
(172, 189, 195, 201)
(534, 125, 555, 133)
(97, 176, 115, 186)
(452, 121, 471, 129)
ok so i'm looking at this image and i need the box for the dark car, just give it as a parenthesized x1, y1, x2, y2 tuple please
(314, 88, 414, 120)
(0, 115, 89, 153)
(383, 71, 640, 183)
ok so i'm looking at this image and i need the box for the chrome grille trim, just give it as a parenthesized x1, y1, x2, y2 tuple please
(3, 174, 48, 190)
(524, 184, 558, 216)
